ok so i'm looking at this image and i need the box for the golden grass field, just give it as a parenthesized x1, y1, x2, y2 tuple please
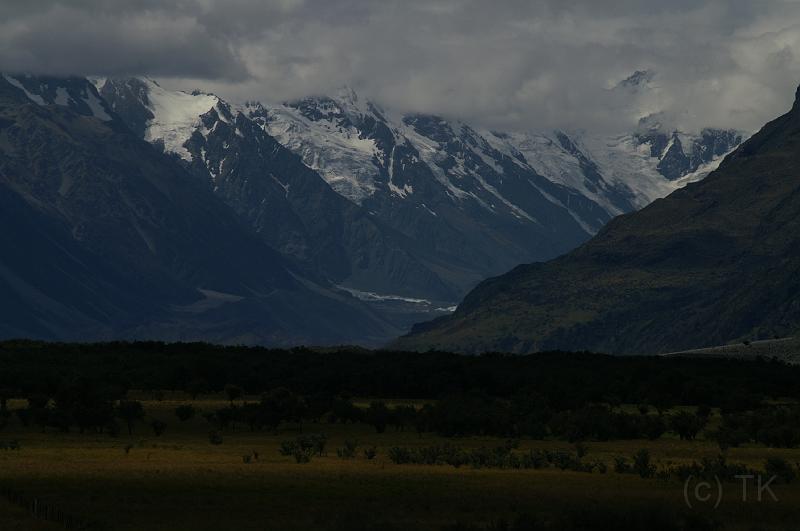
(1, 397, 799, 530)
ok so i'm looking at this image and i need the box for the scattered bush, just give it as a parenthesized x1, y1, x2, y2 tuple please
(0, 440, 20, 450)
(337, 439, 359, 459)
(614, 456, 631, 474)
(150, 419, 167, 437)
(279, 435, 320, 463)
(574, 442, 588, 458)
(388, 446, 412, 464)
(174, 405, 197, 422)
(765, 457, 796, 484)
(208, 430, 223, 445)
(386, 444, 604, 472)
(633, 449, 655, 478)
(669, 411, 706, 441)
(365, 402, 390, 433)
(117, 400, 145, 436)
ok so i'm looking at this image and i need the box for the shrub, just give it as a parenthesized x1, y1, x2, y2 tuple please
(365, 401, 390, 433)
(364, 446, 377, 460)
(388, 446, 412, 464)
(150, 419, 167, 437)
(614, 456, 631, 474)
(520, 450, 549, 470)
(669, 411, 706, 441)
(306, 433, 327, 456)
(208, 430, 223, 445)
(633, 449, 656, 478)
(666, 454, 754, 482)
(0, 440, 20, 451)
(711, 426, 749, 452)
(174, 405, 197, 422)
(574, 442, 588, 458)
(117, 400, 145, 436)
(225, 384, 244, 404)
(279, 435, 316, 463)
(765, 457, 796, 484)
(337, 439, 359, 459)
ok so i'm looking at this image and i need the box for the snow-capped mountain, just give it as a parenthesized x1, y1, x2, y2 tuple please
(2, 73, 113, 121)
(256, 89, 621, 234)
(98, 76, 744, 330)
(0, 73, 398, 346)
(260, 80, 744, 224)
(101, 79, 600, 305)
(0, 71, 748, 345)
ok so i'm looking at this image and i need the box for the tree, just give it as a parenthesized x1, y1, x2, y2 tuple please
(175, 404, 197, 422)
(117, 401, 145, 436)
(365, 401, 390, 433)
(27, 393, 51, 433)
(642, 415, 666, 440)
(150, 419, 167, 437)
(670, 411, 706, 441)
(696, 404, 712, 420)
(187, 379, 208, 400)
(0, 388, 13, 412)
(331, 397, 363, 424)
(225, 385, 244, 405)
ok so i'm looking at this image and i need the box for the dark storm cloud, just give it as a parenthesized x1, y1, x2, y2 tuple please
(2, 0, 800, 133)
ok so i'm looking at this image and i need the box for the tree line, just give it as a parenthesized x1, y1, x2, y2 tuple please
(1, 340, 797, 409)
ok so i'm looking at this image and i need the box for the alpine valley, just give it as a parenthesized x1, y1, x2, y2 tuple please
(398, 85, 800, 355)
(0, 71, 743, 346)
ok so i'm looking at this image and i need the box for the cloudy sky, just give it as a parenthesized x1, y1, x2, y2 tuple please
(2, 0, 800, 133)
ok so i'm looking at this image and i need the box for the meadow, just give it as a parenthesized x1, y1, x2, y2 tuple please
(2, 394, 800, 531)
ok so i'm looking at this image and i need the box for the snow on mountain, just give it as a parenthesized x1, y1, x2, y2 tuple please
(254, 87, 742, 237)
(256, 93, 382, 203)
(1, 73, 113, 121)
(100, 74, 741, 241)
(256, 94, 595, 233)
(117, 78, 222, 161)
(96, 75, 746, 319)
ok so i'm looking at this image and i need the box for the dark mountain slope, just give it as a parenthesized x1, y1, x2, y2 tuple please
(0, 74, 394, 345)
(396, 87, 800, 354)
(100, 79, 462, 303)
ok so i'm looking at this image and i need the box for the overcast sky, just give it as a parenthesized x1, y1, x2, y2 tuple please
(2, 0, 800, 133)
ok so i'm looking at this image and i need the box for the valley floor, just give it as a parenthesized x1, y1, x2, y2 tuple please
(1, 397, 800, 531)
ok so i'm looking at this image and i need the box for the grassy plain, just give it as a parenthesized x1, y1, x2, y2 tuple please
(1, 397, 800, 530)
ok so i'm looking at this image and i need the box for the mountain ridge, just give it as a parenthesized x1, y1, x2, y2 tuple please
(395, 84, 800, 354)
(0, 73, 397, 345)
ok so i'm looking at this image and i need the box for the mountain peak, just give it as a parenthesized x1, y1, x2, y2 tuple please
(0, 73, 113, 121)
(334, 85, 360, 105)
(617, 69, 655, 90)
